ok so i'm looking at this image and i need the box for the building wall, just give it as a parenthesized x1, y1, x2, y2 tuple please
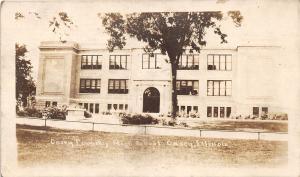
(36, 41, 283, 118)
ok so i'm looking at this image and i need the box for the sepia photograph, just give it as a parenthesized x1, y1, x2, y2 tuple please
(1, 0, 299, 176)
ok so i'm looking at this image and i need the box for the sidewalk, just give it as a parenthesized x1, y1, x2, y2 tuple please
(16, 116, 288, 141)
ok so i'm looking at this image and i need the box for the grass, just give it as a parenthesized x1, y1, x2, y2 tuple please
(191, 120, 288, 132)
(17, 124, 287, 169)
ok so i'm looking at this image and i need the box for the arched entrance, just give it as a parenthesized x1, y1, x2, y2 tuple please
(143, 87, 160, 113)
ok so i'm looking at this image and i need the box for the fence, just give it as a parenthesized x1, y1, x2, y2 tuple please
(16, 117, 288, 141)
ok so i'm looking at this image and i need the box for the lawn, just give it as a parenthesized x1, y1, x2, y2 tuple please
(191, 120, 288, 132)
(17, 124, 287, 170)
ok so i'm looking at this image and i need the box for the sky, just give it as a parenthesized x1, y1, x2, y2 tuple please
(1, 0, 298, 80)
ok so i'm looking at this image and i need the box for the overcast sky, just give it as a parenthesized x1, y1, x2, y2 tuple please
(1, 0, 298, 80)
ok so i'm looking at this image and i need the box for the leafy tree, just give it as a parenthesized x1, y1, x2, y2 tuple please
(15, 11, 75, 42)
(16, 44, 36, 107)
(102, 11, 243, 119)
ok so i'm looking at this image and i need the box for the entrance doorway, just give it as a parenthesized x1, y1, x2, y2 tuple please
(143, 87, 160, 113)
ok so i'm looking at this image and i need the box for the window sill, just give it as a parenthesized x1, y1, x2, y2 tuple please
(79, 93, 101, 94)
(177, 94, 199, 96)
(142, 68, 162, 70)
(207, 95, 232, 97)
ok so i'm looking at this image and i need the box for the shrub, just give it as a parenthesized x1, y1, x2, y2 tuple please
(119, 112, 128, 117)
(42, 107, 66, 120)
(167, 112, 171, 117)
(121, 114, 159, 125)
(160, 118, 168, 126)
(16, 110, 27, 117)
(84, 111, 92, 118)
(24, 107, 42, 118)
(168, 120, 177, 126)
(277, 113, 288, 120)
(179, 122, 189, 128)
(190, 112, 200, 118)
(261, 114, 268, 120)
(269, 113, 288, 120)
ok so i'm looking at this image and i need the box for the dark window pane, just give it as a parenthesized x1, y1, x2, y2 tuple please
(119, 104, 124, 110)
(226, 107, 231, 118)
(262, 107, 268, 114)
(213, 107, 218, 117)
(52, 102, 57, 107)
(181, 106, 185, 112)
(95, 104, 99, 114)
(207, 106, 212, 117)
(220, 107, 225, 118)
(125, 104, 128, 110)
(108, 104, 112, 110)
(187, 106, 192, 114)
(84, 103, 88, 110)
(193, 106, 198, 113)
(113, 104, 118, 110)
(45, 101, 51, 107)
(253, 107, 259, 117)
(89, 103, 94, 113)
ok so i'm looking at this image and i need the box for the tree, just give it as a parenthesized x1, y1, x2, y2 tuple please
(15, 11, 75, 42)
(16, 43, 36, 107)
(102, 11, 243, 119)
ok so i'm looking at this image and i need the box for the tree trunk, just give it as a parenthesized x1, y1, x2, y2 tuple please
(171, 62, 178, 120)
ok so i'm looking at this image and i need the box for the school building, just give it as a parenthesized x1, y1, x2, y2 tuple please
(35, 41, 283, 118)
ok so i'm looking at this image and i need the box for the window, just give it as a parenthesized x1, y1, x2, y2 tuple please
(45, 101, 51, 107)
(207, 106, 212, 117)
(78, 103, 100, 114)
(119, 104, 124, 110)
(113, 104, 118, 110)
(108, 104, 112, 111)
(253, 107, 259, 117)
(108, 79, 129, 94)
(208, 106, 231, 118)
(95, 104, 99, 114)
(178, 54, 199, 70)
(81, 55, 102, 69)
(52, 101, 57, 107)
(193, 106, 198, 113)
(181, 106, 185, 112)
(213, 107, 219, 117)
(142, 53, 162, 69)
(84, 103, 88, 110)
(220, 107, 225, 118)
(207, 80, 232, 96)
(176, 80, 199, 95)
(109, 55, 129, 69)
(125, 104, 128, 110)
(89, 103, 94, 113)
(226, 107, 231, 118)
(262, 107, 268, 114)
(80, 79, 101, 93)
(187, 106, 192, 114)
(207, 54, 232, 71)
